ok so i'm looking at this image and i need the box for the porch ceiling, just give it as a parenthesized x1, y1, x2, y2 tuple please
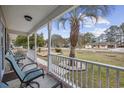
(1, 5, 77, 35)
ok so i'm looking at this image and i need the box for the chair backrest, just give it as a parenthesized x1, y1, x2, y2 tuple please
(5, 51, 24, 81)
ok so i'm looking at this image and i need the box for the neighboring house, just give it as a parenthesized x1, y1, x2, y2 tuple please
(85, 44, 92, 48)
(85, 42, 116, 49)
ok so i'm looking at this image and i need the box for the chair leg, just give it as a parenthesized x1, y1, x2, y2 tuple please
(28, 81, 40, 88)
(20, 83, 27, 88)
(60, 82, 63, 88)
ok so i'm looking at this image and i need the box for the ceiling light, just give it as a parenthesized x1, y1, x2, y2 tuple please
(24, 15, 32, 22)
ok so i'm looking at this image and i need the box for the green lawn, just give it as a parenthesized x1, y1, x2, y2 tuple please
(62, 49, 124, 67)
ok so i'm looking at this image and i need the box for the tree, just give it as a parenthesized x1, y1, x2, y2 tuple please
(77, 32, 96, 48)
(14, 35, 27, 48)
(37, 33, 45, 47)
(14, 33, 45, 49)
(120, 23, 124, 32)
(58, 5, 111, 60)
(105, 25, 119, 42)
(83, 32, 95, 44)
(51, 34, 66, 47)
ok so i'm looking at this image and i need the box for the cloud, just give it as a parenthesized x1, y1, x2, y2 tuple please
(91, 28, 106, 37)
(83, 24, 94, 28)
(97, 16, 110, 25)
(83, 16, 110, 28)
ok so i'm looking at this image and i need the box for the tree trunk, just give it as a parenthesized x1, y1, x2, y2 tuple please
(69, 46, 75, 66)
(69, 18, 79, 66)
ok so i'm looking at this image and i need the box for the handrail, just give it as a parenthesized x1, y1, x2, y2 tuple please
(50, 53, 124, 71)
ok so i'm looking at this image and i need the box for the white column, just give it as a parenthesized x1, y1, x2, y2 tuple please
(34, 32, 37, 63)
(27, 35, 30, 57)
(28, 35, 30, 50)
(48, 22, 52, 72)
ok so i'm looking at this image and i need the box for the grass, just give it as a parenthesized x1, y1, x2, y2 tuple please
(63, 49, 124, 67)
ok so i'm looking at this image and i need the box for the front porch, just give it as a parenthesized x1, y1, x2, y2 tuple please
(0, 5, 124, 88)
(3, 48, 124, 88)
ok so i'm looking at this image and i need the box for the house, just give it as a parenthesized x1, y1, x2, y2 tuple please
(85, 42, 116, 49)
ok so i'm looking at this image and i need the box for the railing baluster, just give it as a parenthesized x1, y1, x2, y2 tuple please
(51, 55, 53, 73)
(58, 56, 60, 76)
(91, 64, 94, 88)
(68, 58, 71, 85)
(54, 55, 56, 73)
(60, 56, 63, 83)
(55, 56, 58, 74)
(64, 57, 66, 81)
(59, 56, 61, 79)
(72, 59, 74, 87)
(106, 67, 110, 88)
(65, 58, 68, 82)
(53, 55, 55, 73)
(98, 66, 101, 88)
(80, 62, 83, 88)
(116, 70, 120, 88)
(85, 63, 88, 88)
(58, 57, 61, 78)
(62, 57, 64, 80)
(57, 56, 59, 75)
(76, 61, 78, 87)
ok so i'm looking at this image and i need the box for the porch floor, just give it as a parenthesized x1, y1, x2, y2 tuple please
(7, 74, 59, 88)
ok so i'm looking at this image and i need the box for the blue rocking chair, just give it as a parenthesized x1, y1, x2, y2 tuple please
(5, 51, 44, 88)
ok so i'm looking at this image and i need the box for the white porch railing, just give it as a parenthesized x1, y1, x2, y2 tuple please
(50, 54, 124, 88)
(27, 50, 35, 61)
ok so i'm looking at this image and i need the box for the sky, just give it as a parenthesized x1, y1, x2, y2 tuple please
(37, 5, 124, 40)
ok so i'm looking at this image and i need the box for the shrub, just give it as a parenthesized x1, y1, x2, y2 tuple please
(55, 48, 62, 53)
(38, 47, 41, 52)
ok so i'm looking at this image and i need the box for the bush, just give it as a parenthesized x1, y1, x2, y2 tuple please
(38, 47, 41, 52)
(55, 48, 62, 53)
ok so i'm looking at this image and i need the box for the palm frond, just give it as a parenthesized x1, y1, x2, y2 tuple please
(81, 5, 112, 17)
(57, 17, 69, 29)
(79, 5, 112, 25)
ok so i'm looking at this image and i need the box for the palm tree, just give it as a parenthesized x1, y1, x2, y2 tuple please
(58, 5, 111, 65)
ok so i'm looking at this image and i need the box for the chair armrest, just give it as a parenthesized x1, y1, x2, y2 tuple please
(23, 68, 44, 81)
(21, 63, 38, 71)
(15, 56, 25, 61)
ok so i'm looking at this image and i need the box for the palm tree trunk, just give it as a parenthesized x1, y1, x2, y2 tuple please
(69, 46, 75, 57)
(69, 18, 79, 66)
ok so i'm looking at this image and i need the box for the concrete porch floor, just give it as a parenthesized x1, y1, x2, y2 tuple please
(7, 74, 60, 88)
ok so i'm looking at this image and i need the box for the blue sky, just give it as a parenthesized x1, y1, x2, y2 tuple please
(37, 5, 124, 39)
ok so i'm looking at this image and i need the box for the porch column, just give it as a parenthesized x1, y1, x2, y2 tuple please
(27, 35, 30, 51)
(34, 32, 37, 63)
(27, 35, 30, 57)
(48, 22, 52, 72)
